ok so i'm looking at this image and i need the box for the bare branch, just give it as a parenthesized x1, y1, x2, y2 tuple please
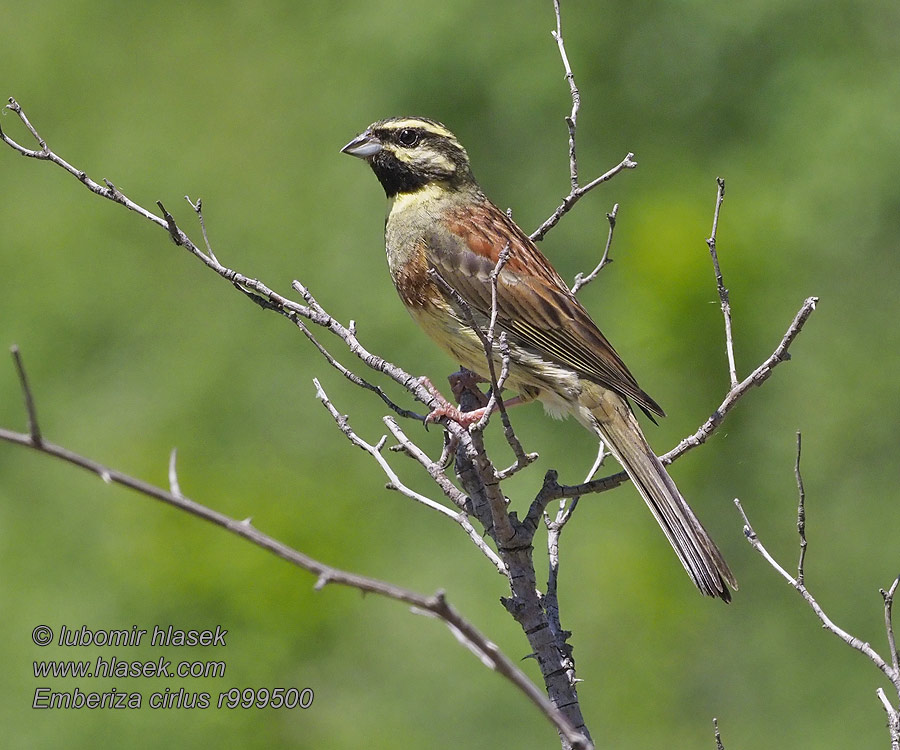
(492, 335, 541, 479)
(707, 178, 738, 387)
(420, 592, 592, 750)
(571, 204, 617, 295)
(661, 296, 817, 461)
(734, 498, 900, 696)
(383, 416, 469, 509)
(295, 315, 422, 421)
(473, 243, 514, 432)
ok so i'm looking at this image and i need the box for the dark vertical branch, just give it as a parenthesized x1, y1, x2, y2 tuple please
(795, 431, 807, 585)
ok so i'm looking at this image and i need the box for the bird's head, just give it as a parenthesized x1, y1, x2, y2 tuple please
(341, 117, 475, 198)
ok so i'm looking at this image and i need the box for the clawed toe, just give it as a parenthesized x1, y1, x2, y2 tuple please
(425, 402, 488, 428)
(418, 375, 489, 428)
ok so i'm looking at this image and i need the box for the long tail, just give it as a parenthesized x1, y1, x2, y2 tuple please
(584, 391, 737, 601)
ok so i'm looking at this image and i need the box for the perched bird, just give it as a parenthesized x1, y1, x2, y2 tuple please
(342, 116, 737, 601)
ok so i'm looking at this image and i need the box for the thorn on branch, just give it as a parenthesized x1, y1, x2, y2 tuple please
(168, 448, 182, 497)
(103, 179, 124, 204)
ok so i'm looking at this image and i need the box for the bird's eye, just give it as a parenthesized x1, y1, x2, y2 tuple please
(397, 128, 420, 147)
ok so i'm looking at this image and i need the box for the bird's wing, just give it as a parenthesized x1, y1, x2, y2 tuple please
(427, 198, 664, 418)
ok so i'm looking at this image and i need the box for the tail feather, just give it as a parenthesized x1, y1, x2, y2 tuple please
(585, 393, 737, 601)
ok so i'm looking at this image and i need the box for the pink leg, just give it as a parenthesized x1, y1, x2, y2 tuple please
(419, 376, 488, 428)
(419, 376, 529, 429)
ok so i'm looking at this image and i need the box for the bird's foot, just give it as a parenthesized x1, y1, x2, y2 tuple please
(419, 376, 489, 429)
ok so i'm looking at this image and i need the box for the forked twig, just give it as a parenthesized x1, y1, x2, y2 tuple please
(734, 492, 900, 697)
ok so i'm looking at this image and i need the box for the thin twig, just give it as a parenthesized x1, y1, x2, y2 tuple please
(795, 431, 807, 585)
(552, 0, 581, 191)
(882, 577, 900, 675)
(294, 315, 423, 421)
(707, 178, 738, 387)
(571, 204, 617, 295)
(10, 346, 41, 446)
(384, 416, 467, 506)
(714, 717, 726, 750)
(531, 154, 637, 242)
(168, 448, 182, 497)
(1, 98, 167, 227)
(185, 195, 220, 264)
(313, 379, 506, 575)
(532, 2, 634, 246)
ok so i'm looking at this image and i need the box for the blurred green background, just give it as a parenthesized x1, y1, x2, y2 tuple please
(2, 1, 899, 747)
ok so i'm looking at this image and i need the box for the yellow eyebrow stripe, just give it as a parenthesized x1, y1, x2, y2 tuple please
(379, 118, 456, 140)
